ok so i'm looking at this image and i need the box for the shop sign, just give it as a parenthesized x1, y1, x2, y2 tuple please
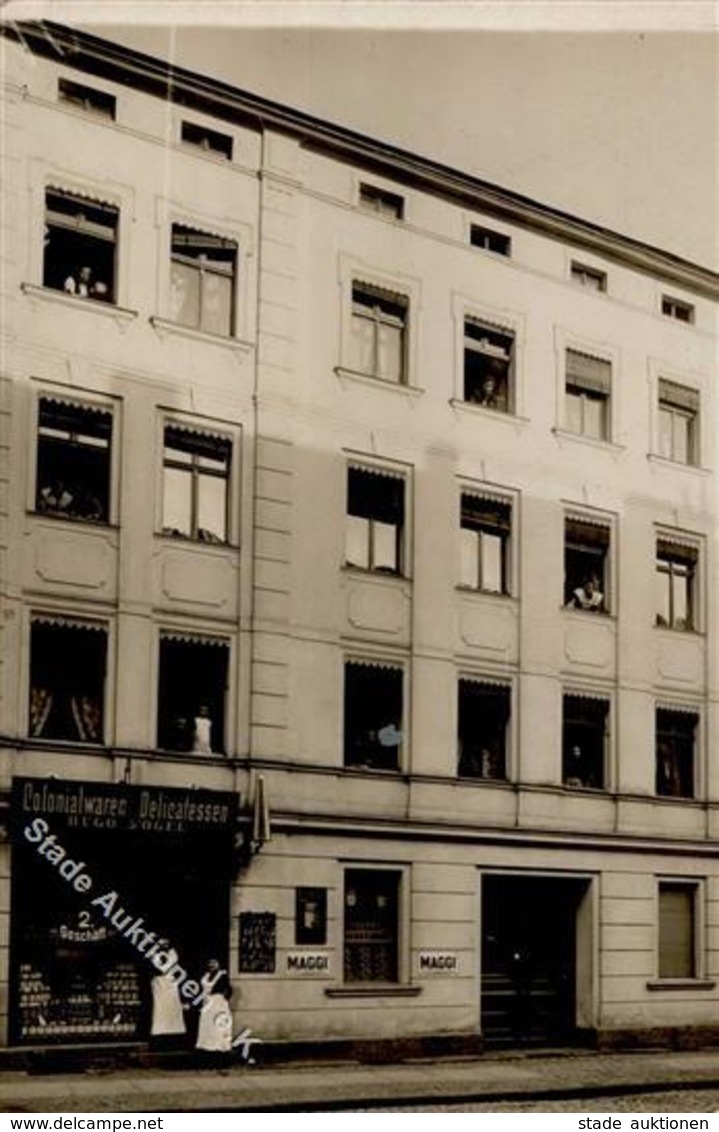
(418, 951, 459, 973)
(286, 951, 330, 974)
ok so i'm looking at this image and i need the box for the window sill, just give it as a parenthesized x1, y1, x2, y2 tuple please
(647, 453, 711, 476)
(156, 531, 239, 552)
(343, 564, 409, 582)
(646, 979, 715, 992)
(335, 367, 424, 397)
(28, 510, 117, 530)
(654, 793, 699, 804)
(325, 985, 422, 999)
(21, 284, 138, 322)
(561, 783, 608, 794)
(449, 399, 529, 426)
(456, 585, 515, 602)
(150, 316, 254, 355)
(552, 428, 625, 455)
(562, 606, 615, 621)
(343, 763, 402, 776)
(23, 737, 108, 752)
(654, 623, 703, 637)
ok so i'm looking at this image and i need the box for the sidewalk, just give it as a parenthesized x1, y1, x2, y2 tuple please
(2, 1049, 719, 1112)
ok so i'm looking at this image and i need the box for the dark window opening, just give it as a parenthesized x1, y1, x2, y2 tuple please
(58, 79, 116, 119)
(658, 883, 696, 979)
(44, 190, 118, 302)
(162, 426, 231, 543)
(359, 183, 404, 219)
(565, 350, 611, 440)
(346, 466, 404, 574)
(29, 620, 106, 743)
(562, 695, 608, 789)
(463, 321, 513, 411)
(570, 262, 607, 292)
(170, 224, 237, 336)
(181, 120, 233, 160)
(460, 494, 510, 593)
(662, 296, 695, 324)
(295, 888, 327, 946)
(349, 283, 407, 383)
(470, 224, 511, 256)
(458, 680, 510, 780)
(564, 517, 609, 612)
(157, 636, 229, 755)
(344, 869, 400, 983)
(656, 709, 697, 799)
(655, 541, 697, 630)
(344, 661, 403, 771)
(36, 398, 112, 522)
(658, 381, 699, 466)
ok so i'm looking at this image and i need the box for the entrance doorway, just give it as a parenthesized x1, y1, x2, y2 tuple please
(481, 874, 590, 1048)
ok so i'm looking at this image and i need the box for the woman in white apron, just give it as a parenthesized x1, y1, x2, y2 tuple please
(150, 940, 186, 1042)
(196, 958, 233, 1052)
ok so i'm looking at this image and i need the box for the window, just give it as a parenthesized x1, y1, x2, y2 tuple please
(170, 224, 237, 336)
(162, 426, 231, 543)
(463, 321, 513, 411)
(570, 262, 607, 292)
(344, 869, 400, 983)
(344, 661, 403, 771)
(157, 633, 229, 754)
(58, 78, 116, 119)
(564, 516, 609, 612)
(658, 380, 699, 466)
(359, 183, 404, 220)
(181, 120, 233, 160)
(565, 350, 611, 440)
(29, 617, 107, 743)
(658, 883, 697, 979)
(457, 680, 510, 780)
(295, 888, 327, 946)
(459, 493, 510, 594)
(656, 708, 697, 798)
(346, 466, 404, 574)
(562, 694, 608, 789)
(35, 398, 112, 522)
(470, 224, 511, 257)
(662, 295, 694, 324)
(655, 539, 697, 630)
(44, 189, 118, 302)
(349, 283, 407, 384)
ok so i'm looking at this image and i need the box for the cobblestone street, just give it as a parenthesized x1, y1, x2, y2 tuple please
(357, 1089, 719, 1113)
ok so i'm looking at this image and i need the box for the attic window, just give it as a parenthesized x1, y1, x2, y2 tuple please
(58, 79, 116, 120)
(181, 121, 233, 160)
(359, 184, 404, 220)
(662, 296, 695, 324)
(470, 225, 511, 257)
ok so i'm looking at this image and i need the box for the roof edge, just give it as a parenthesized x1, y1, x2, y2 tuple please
(3, 18, 718, 299)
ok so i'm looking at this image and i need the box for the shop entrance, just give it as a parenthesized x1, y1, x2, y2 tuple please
(481, 874, 591, 1048)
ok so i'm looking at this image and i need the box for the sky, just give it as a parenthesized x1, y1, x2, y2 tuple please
(4, 1, 718, 270)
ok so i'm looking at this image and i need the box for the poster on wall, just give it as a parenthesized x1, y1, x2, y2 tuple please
(10, 777, 238, 1045)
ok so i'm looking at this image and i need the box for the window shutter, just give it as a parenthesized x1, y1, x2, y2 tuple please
(566, 350, 611, 393)
(658, 380, 699, 413)
(659, 886, 694, 979)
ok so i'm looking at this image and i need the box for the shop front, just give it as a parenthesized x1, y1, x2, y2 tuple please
(9, 776, 237, 1046)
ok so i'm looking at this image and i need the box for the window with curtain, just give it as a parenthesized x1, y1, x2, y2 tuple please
(170, 224, 236, 336)
(29, 619, 107, 743)
(565, 349, 611, 440)
(349, 283, 407, 383)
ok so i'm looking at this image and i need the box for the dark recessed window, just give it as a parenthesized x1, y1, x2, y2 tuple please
(162, 425, 231, 544)
(655, 708, 697, 799)
(170, 224, 237, 336)
(562, 694, 608, 790)
(470, 224, 511, 256)
(571, 262, 607, 292)
(457, 680, 510, 781)
(344, 661, 403, 771)
(36, 398, 112, 523)
(662, 296, 695, 324)
(564, 516, 610, 613)
(44, 189, 118, 303)
(58, 78, 116, 120)
(29, 618, 107, 743)
(463, 321, 513, 411)
(157, 634, 229, 755)
(344, 869, 400, 983)
(181, 120, 233, 160)
(359, 183, 404, 219)
(346, 466, 404, 575)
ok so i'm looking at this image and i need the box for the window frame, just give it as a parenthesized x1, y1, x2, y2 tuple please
(563, 510, 613, 615)
(661, 295, 695, 325)
(341, 864, 409, 987)
(169, 222, 238, 338)
(338, 258, 421, 392)
(469, 223, 512, 257)
(155, 629, 232, 756)
(452, 296, 524, 418)
(570, 261, 607, 293)
(564, 348, 612, 442)
(656, 879, 703, 982)
(458, 489, 513, 596)
(654, 534, 700, 632)
(561, 691, 610, 791)
(43, 186, 120, 305)
(342, 656, 406, 773)
(656, 379, 700, 467)
(348, 281, 409, 385)
(58, 78, 116, 120)
(358, 182, 404, 220)
(462, 318, 515, 413)
(180, 119, 234, 161)
(161, 423, 233, 545)
(27, 612, 111, 746)
(655, 705, 699, 800)
(345, 461, 408, 577)
(457, 677, 512, 782)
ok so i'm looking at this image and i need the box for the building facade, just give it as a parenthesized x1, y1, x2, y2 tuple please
(0, 20, 717, 1054)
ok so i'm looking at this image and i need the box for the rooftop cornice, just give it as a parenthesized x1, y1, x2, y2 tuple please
(3, 18, 718, 300)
